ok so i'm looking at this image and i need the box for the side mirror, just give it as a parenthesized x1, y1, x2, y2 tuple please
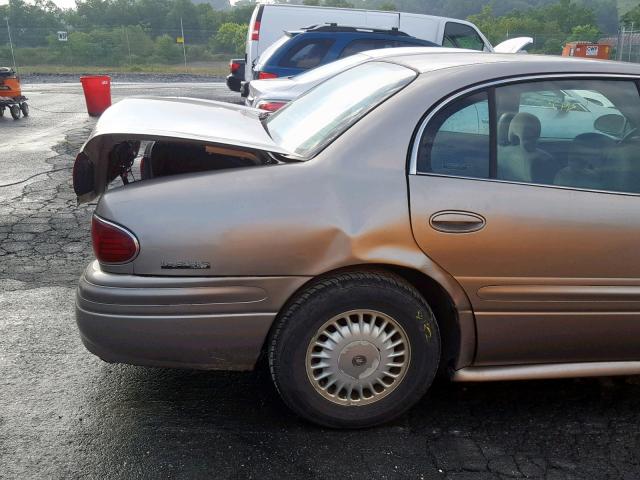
(594, 114, 626, 137)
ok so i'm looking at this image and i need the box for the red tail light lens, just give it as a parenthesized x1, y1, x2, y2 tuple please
(230, 61, 241, 74)
(256, 100, 287, 112)
(258, 71, 278, 80)
(251, 21, 261, 41)
(91, 215, 139, 264)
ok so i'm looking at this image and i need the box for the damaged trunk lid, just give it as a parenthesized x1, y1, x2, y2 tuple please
(73, 97, 297, 203)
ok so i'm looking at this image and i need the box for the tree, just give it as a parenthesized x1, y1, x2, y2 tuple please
(210, 22, 247, 54)
(566, 24, 601, 42)
(622, 3, 640, 26)
(303, 0, 321, 5)
(379, 2, 397, 10)
(323, 0, 354, 7)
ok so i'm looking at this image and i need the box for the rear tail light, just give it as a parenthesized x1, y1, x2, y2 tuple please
(258, 71, 278, 80)
(230, 61, 241, 74)
(256, 100, 287, 112)
(251, 21, 261, 41)
(91, 215, 139, 264)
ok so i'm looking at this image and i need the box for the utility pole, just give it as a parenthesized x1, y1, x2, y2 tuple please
(5, 16, 17, 74)
(123, 26, 132, 65)
(630, 22, 635, 63)
(180, 17, 187, 72)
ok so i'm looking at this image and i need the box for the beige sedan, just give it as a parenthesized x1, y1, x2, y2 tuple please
(74, 52, 640, 428)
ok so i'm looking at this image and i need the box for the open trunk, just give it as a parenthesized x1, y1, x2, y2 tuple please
(73, 97, 297, 204)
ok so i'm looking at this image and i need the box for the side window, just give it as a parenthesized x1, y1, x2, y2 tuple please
(339, 38, 395, 58)
(418, 92, 490, 178)
(443, 22, 485, 51)
(279, 39, 334, 69)
(495, 79, 640, 192)
(417, 78, 640, 195)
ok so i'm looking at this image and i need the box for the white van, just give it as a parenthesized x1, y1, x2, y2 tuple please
(241, 3, 531, 82)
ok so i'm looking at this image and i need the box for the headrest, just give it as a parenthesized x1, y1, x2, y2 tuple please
(508, 112, 541, 152)
(569, 133, 615, 168)
(497, 112, 516, 146)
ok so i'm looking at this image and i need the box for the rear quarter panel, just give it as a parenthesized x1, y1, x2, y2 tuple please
(94, 72, 446, 278)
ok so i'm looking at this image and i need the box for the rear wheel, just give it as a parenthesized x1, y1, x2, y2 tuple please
(9, 104, 20, 120)
(269, 271, 440, 428)
(20, 102, 29, 117)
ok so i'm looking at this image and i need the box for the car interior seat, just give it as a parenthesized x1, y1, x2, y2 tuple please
(600, 135, 640, 194)
(497, 112, 553, 183)
(554, 133, 614, 190)
(497, 112, 516, 146)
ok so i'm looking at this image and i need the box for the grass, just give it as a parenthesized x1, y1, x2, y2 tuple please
(16, 62, 229, 77)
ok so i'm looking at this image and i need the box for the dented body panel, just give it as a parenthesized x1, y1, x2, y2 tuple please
(76, 53, 640, 374)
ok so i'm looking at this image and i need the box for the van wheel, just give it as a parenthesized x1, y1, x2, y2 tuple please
(268, 271, 440, 428)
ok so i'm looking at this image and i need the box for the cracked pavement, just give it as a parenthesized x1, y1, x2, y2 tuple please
(1, 81, 639, 480)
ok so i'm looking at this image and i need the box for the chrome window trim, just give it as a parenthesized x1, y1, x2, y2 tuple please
(409, 72, 640, 177)
(408, 171, 640, 198)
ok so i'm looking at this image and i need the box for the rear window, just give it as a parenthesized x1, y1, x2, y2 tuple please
(257, 35, 290, 65)
(265, 62, 416, 158)
(279, 39, 334, 69)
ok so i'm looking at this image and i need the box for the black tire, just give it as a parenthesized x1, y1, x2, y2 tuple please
(269, 270, 440, 428)
(0, 106, 4, 117)
(20, 102, 29, 117)
(10, 104, 20, 120)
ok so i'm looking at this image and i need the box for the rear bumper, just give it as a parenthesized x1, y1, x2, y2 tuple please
(76, 261, 309, 370)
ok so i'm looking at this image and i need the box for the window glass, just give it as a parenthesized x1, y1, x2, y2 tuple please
(419, 79, 640, 194)
(418, 92, 490, 178)
(279, 39, 334, 69)
(339, 38, 397, 58)
(265, 62, 416, 158)
(495, 80, 640, 191)
(258, 35, 290, 65)
(443, 22, 485, 51)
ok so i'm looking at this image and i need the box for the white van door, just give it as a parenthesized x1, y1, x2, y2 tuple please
(398, 13, 444, 44)
(363, 10, 400, 29)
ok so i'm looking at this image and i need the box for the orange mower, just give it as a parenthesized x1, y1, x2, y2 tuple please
(0, 67, 29, 120)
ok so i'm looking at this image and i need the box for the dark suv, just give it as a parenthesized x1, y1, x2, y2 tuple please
(252, 24, 437, 80)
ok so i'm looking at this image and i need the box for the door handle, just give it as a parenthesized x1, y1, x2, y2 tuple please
(429, 211, 486, 233)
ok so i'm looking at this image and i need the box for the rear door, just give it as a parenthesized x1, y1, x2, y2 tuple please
(409, 75, 640, 366)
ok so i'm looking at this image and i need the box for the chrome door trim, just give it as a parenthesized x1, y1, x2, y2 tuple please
(477, 284, 640, 302)
(409, 72, 640, 176)
(452, 361, 640, 382)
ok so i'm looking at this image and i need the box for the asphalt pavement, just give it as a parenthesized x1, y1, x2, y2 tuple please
(1, 80, 639, 480)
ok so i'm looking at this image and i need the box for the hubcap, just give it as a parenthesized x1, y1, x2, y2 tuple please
(306, 309, 410, 406)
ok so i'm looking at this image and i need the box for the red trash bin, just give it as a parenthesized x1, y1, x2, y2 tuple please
(80, 75, 112, 117)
